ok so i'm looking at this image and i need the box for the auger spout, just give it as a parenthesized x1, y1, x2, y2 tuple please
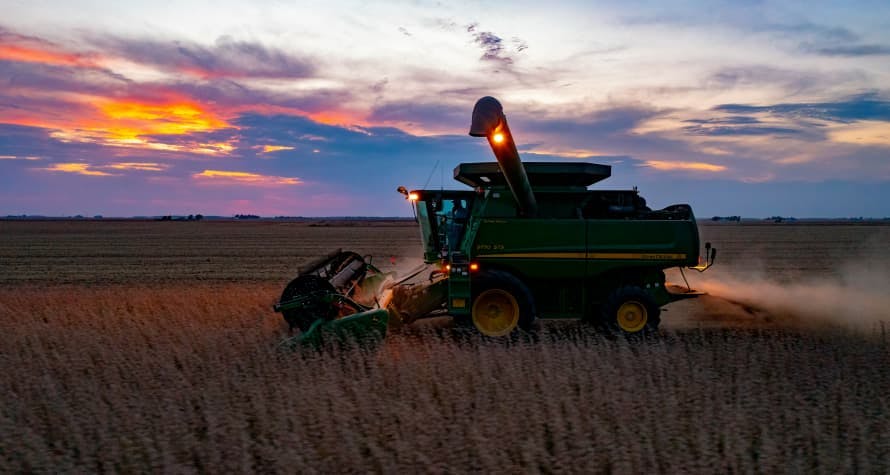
(469, 96, 537, 217)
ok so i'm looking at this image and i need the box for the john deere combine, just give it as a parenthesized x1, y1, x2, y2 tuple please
(274, 96, 715, 348)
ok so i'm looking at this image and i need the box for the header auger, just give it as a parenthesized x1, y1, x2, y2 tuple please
(274, 97, 716, 349)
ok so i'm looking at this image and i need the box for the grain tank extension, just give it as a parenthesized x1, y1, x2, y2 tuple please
(274, 97, 715, 348)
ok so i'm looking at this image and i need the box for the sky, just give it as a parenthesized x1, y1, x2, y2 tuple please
(1, 0, 889, 218)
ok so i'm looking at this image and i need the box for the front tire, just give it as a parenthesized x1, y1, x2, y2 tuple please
(471, 270, 536, 337)
(601, 286, 661, 335)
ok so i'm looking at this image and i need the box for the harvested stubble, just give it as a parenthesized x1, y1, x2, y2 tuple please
(2, 284, 889, 473)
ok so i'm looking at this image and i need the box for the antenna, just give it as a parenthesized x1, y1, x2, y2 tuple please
(422, 159, 440, 190)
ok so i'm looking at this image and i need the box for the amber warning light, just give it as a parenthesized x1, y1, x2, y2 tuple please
(492, 132, 505, 144)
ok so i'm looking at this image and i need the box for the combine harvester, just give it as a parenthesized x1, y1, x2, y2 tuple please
(274, 97, 716, 348)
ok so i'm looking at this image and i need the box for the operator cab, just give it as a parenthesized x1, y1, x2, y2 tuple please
(407, 190, 476, 263)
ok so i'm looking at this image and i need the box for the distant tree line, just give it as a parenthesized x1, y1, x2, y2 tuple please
(766, 216, 797, 223)
(157, 214, 204, 221)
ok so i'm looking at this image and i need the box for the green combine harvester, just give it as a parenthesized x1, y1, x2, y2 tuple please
(274, 96, 716, 348)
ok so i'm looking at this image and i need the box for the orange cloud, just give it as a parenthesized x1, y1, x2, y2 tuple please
(308, 110, 367, 127)
(191, 142, 236, 155)
(193, 169, 301, 186)
(96, 100, 230, 138)
(643, 160, 727, 172)
(521, 148, 603, 159)
(260, 145, 295, 153)
(37, 98, 237, 155)
(0, 44, 96, 68)
(38, 163, 113, 176)
(105, 162, 168, 171)
(828, 121, 890, 147)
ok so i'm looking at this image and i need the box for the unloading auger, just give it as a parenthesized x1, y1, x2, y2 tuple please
(274, 97, 716, 349)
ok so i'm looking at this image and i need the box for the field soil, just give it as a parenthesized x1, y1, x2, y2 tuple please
(1, 221, 889, 472)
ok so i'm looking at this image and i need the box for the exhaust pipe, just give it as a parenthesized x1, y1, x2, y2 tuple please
(469, 96, 538, 217)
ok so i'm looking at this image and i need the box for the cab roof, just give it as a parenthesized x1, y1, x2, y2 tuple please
(453, 162, 611, 189)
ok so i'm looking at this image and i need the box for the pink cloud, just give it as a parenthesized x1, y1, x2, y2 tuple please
(192, 169, 302, 186)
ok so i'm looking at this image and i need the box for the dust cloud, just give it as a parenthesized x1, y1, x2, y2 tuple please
(681, 263, 890, 330)
(391, 257, 427, 279)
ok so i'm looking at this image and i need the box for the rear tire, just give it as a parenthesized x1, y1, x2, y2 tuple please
(471, 270, 536, 337)
(600, 286, 661, 335)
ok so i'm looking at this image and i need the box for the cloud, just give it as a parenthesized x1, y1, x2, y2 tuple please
(38, 162, 113, 176)
(713, 93, 890, 123)
(0, 66, 239, 154)
(98, 100, 231, 135)
(367, 100, 468, 134)
(193, 169, 302, 186)
(642, 160, 726, 172)
(756, 22, 859, 42)
(87, 34, 317, 80)
(0, 25, 100, 68)
(827, 120, 890, 147)
(0, 27, 342, 154)
(465, 23, 525, 68)
(618, 12, 859, 43)
(520, 148, 607, 159)
(682, 122, 803, 137)
(517, 105, 665, 137)
(0, 54, 130, 98)
(685, 116, 761, 125)
(704, 65, 866, 96)
(0, 155, 40, 160)
(802, 43, 890, 57)
(0, 43, 96, 68)
(259, 145, 295, 153)
(0, 123, 113, 161)
(105, 162, 168, 171)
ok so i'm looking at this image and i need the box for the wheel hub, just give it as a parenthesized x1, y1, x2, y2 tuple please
(472, 289, 520, 337)
(616, 300, 648, 333)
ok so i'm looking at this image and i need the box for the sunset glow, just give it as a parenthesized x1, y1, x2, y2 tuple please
(1, 1, 888, 217)
(97, 101, 230, 137)
(31, 99, 237, 154)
